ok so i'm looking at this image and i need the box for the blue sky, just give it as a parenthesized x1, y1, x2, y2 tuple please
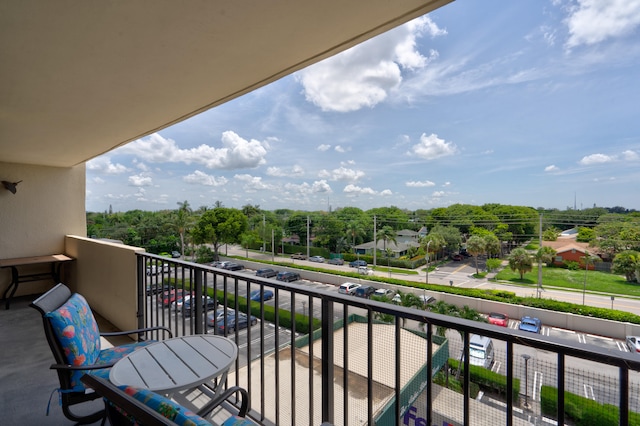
(86, 0, 640, 213)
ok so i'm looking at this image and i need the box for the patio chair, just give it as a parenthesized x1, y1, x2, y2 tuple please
(30, 283, 173, 424)
(80, 374, 254, 425)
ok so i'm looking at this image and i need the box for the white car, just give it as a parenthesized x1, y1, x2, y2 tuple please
(357, 266, 373, 275)
(374, 288, 394, 298)
(338, 282, 361, 295)
(309, 256, 325, 263)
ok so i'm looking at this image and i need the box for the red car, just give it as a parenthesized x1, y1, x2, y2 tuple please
(159, 289, 185, 307)
(488, 312, 509, 327)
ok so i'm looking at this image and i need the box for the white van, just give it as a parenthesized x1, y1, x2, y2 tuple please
(468, 335, 494, 369)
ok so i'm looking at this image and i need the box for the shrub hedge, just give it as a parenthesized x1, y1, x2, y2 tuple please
(448, 358, 520, 402)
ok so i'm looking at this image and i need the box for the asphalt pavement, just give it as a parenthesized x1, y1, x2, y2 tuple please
(223, 245, 640, 317)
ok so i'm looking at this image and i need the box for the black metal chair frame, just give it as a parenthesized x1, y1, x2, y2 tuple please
(80, 374, 250, 425)
(31, 283, 173, 424)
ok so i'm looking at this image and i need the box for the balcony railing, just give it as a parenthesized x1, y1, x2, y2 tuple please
(138, 253, 640, 426)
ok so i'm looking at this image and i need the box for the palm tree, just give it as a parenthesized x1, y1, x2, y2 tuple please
(466, 235, 486, 275)
(376, 225, 397, 257)
(508, 247, 533, 280)
(175, 200, 192, 257)
(345, 221, 365, 251)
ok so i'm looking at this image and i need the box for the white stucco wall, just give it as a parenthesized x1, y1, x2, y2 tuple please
(0, 161, 86, 297)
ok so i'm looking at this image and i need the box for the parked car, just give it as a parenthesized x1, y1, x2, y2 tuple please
(210, 261, 229, 268)
(626, 336, 640, 353)
(373, 288, 394, 298)
(171, 251, 181, 258)
(214, 312, 258, 336)
(450, 254, 463, 261)
(255, 268, 277, 278)
(276, 271, 300, 282)
(357, 266, 374, 275)
(391, 293, 402, 304)
(354, 285, 375, 298)
(419, 294, 436, 305)
(183, 296, 216, 315)
(223, 262, 244, 271)
(488, 312, 509, 327)
(145, 283, 174, 295)
(171, 294, 191, 310)
(349, 260, 367, 268)
(290, 253, 307, 260)
(338, 282, 361, 295)
(309, 255, 325, 263)
(159, 289, 185, 307)
(327, 258, 344, 265)
(467, 335, 495, 369)
(250, 289, 274, 301)
(206, 308, 232, 327)
(519, 316, 542, 333)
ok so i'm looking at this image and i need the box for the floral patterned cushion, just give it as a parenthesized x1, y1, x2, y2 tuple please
(45, 293, 156, 391)
(220, 416, 256, 425)
(45, 293, 101, 390)
(118, 385, 212, 426)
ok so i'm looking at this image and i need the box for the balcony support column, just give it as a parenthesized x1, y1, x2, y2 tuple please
(194, 269, 204, 335)
(321, 296, 334, 424)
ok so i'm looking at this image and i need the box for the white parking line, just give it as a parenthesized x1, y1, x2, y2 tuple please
(533, 371, 543, 401)
(492, 361, 502, 374)
(617, 341, 629, 352)
(583, 384, 595, 400)
(577, 334, 586, 344)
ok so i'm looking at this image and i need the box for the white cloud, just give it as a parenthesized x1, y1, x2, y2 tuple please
(86, 157, 128, 174)
(318, 166, 365, 182)
(565, 0, 640, 48)
(334, 145, 347, 153)
(442, 182, 451, 187)
(183, 170, 228, 186)
(121, 131, 268, 170)
(432, 191, 445, 197)
(545, 165, 559, 172)
(406, 180, 436, 187)
(266, 166, 304, 177)
(92, 177, 105, 184)
(343, 184, 377, 195)
(409, 133, 458, 160)
(128, 174, 153, 187)
(379, 189, 393, 196)
(297, 16, 445, 112)
(234, 174, 275, 192)
(579, 153, 614, 165)
(283, 180, 333, 195)
(317, 144, 331, 152)
(622, 150, 639, 161)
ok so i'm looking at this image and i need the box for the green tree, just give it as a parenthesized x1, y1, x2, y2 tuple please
(576, 226, 596, 243)
(612, 250, 640, 282)
(175, 200, 192, 257)
(485, 258, 502, 272)
(240, 231, 260, 257)
(376, 225, 397, 256)
(484, 234, 501, 258)
(345, 220, 365, 250)
(421, 233, 446, 262)
(430, 225, 462, 257)
(191, 208, 248, 260)
(536, 246, 557, 266)
(508, 248, 533, 280)
(466, 235, 486, 275)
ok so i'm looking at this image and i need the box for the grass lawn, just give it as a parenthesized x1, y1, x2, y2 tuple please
(372, 265, 419, 275)
(495, 266, 640, 297)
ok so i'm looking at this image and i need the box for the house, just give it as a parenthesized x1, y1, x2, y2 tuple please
(553, 244, 598, 269)
(354, 229, 422, 258)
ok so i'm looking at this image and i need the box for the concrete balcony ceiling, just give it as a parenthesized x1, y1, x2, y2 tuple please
(0, 0, 452, 168)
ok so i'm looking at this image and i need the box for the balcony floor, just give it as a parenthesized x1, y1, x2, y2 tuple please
(1, 295, 114, 425)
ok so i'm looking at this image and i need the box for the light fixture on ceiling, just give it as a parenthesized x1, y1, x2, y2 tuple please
(2, 180, 22, 194)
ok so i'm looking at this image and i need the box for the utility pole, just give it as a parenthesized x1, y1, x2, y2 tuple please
(271, 229, 275, 262)
(537, 213, 542, 298)
(373, 215, 377, 267)
(306, 216, 310, 259)
(262, 214, 266, 253)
